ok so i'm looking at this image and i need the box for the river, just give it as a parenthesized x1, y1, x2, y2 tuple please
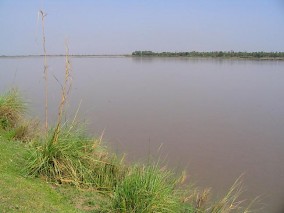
(1, 56, 284, 212)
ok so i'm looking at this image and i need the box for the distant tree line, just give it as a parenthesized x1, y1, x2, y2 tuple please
(132, 51, 284, 59)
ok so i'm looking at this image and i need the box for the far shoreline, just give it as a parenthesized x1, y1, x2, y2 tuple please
(1, 54, 284, 61)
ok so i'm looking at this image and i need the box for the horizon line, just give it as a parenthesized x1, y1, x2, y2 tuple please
(1, 50, 284, 57)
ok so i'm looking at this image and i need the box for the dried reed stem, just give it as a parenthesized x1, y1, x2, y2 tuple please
(40, 10, 48, 133)
(52, 40, 72, 144)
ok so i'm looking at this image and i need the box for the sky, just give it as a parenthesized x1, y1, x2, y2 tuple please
(0, 0, 284, 55)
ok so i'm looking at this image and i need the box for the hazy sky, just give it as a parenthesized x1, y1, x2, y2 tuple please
(0, 0, 284, 55)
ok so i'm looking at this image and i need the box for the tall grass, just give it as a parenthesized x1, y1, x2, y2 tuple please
(0, 89, 25, 130)
(0, 89, 39, 142)
(26, 123, 125, 189)
(105, 164, 193, 213)
(24, 34, 125, 189)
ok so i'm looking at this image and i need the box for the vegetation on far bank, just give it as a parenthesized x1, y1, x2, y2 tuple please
(132, 50, 284, 59)
(1, 50, 284, 60)
(0, 88, 256, 212)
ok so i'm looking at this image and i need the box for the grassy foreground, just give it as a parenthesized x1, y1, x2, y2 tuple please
(0, 89, 253, 213)
(0, 136, 80, 212)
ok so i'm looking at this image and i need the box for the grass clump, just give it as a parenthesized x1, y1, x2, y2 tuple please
(0, 89, 25, 130)
(26, 124, 125, 190)
(0, 89, 39, 142)
(0, 136, 79, 212)
(105, 164, 192, 213)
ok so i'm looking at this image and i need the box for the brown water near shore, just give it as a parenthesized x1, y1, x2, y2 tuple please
(1, 56, 284, 212)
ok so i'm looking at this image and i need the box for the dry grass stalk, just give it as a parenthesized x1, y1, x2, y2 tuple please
(209, 175, 246, 213)
(52, 40, 72, 144)
(39, 10, 48, 133)
(195, 188, 211, 209)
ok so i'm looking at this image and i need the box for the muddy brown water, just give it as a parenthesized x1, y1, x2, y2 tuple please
(1, 56, 284, 212)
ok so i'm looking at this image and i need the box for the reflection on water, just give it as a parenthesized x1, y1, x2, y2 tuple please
(1, 56, 284, 212)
